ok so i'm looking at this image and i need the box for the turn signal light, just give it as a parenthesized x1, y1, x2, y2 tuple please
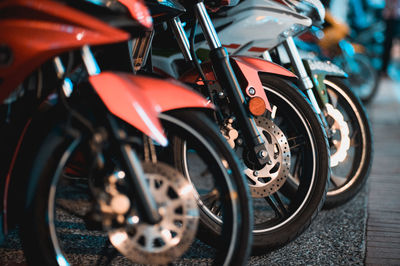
(248, 97, 266, 116)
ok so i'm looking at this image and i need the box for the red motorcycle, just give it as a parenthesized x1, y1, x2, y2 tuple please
(0, 0, 252, 265)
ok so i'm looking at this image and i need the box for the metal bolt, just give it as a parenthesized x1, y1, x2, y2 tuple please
(94, 133, 103, 143)
(267, 160, 272, 165)
(248, 87, 256, 95)
(253, 171, 259, 176)
(218, 91, 224, 97)
(258, 150, 268, 159)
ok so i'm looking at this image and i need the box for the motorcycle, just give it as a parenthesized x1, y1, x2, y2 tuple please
(145, 0, 330, 253)
(179, 0, 373, 208)
(0, 0, 252, 264)
(297, 11, 381, 103)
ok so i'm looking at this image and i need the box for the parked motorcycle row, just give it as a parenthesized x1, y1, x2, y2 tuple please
(0, 0, 374, 265)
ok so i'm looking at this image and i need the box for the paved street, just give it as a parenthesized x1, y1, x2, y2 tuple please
(0, 76, 399, 265)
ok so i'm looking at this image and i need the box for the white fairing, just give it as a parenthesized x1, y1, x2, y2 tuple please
(304, 0, 325, 20)
(200, 0, 311, 56)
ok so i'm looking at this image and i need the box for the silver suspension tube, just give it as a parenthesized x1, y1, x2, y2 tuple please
(262, 50, 272, 61)
(169, 17, 193, 61)
(53, 57, 73, 97)
(283, 37, 322, 114)
(81, 45, 100, 76)
(283, 37, 314, 90)
(194, 2, 222, 50)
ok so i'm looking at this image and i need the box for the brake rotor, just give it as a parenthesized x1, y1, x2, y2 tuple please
(245, 117, 290, 198)
(325, 103, 351, 167)
(108, 162, 199, 264)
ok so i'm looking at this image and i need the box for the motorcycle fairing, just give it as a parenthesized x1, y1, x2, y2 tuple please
(200, 0, 312, 56)
(89, 72, 214, 146)
(0, 0, 130, 100)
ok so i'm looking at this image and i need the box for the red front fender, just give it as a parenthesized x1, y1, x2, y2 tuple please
(89, 72, 213, 145)
(180, 55, 297, 112)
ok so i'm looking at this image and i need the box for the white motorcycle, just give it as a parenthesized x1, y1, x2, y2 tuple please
(153, 0, 373, 210)
(200, 0, 373, 209)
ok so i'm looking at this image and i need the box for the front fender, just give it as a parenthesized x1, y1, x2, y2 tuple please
(89, 72, 213, 146)
(304, 59, 348, 78)
(231, 56, 298, 112)
(180, 56, 297, 112)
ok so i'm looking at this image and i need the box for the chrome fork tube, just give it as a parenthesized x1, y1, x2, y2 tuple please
(169, 17, 192, 61)
(193, 2, 268, 162)
(81, 45, 100, 76)
(283, 37, 323, 114)
(194, 2, 221, 49)
(53, 57, 73, 97)
(80, 45, 162, 224)
(283, 37, 331, 133)
(283, 37, 314, 90)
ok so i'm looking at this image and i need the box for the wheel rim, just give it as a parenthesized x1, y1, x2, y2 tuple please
(250, 87, 317, 233)
(46, 115, 240, 265)
(324, 79, 368, 196)
(159, 113, 241, 265)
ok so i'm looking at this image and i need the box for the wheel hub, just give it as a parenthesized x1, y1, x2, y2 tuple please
(108, 163, 199, 264)
(244, 117, 290, 198)
(325, 103, 351, 167)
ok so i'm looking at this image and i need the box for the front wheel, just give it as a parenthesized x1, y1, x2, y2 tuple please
(246, 75, 330, 253)
(17, 109, 252, 266)
(323, 77, 373, 208)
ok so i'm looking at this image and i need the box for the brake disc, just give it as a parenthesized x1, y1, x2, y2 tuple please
(108, 162, 199, 264)
(245, 117, 291, 198)
(325, 103, 350, 167)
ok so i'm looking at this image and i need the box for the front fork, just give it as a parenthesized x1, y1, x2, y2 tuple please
(54, 46, 162, 225)
(281, 37, 331, 135)
(173, 3, 269, 164)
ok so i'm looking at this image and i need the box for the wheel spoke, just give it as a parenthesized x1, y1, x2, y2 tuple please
(330, 174, 347, 188)
(199, 189, 219, 209)
(273, 193, 289, 216)
(291, 152, 302, 183)
(329, 92, 339, 108)
(288, 135, 306, 150)
(350, 128, 361, 147)
(265, 195, 287, 218)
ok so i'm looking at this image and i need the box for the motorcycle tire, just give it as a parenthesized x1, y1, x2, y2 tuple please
(16, 109, 252, 266)
(175, 74, 330, 254)
(248, 74, 330, 253)
(323, 77, 373, 208)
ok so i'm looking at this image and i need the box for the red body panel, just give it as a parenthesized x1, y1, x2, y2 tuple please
(119, 0, 153, 29)
(180, 55, 297, 112)
(90, 72, 214, 146)
(0, 0, 130, 101)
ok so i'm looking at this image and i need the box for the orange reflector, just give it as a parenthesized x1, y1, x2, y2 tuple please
(249, 96, 266, 116)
